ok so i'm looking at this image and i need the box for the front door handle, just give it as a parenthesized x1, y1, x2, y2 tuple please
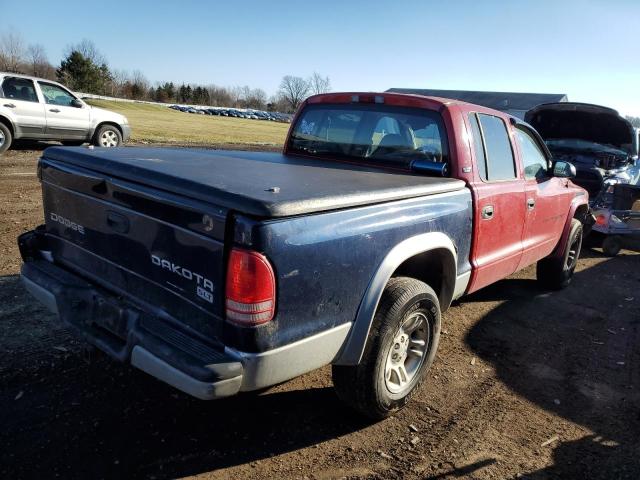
(481, 205, 494, 220)
(3, 103, 15, 108)
(527, 198, 536, 210)
(49, 108, 61, 113)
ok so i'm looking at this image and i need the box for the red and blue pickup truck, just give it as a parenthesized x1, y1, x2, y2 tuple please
(18, 92, 590, 418)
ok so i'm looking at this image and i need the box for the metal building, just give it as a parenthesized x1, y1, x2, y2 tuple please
(386, 88, 568, 119)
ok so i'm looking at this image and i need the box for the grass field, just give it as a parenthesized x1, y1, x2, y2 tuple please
(85, 99, 289, 146)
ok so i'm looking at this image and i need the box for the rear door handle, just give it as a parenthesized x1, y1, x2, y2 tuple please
(527, 198, 536, 210)
(49, 108, 60, 113)
(3, 103, 15, 108)
(481, 205, 494, 220)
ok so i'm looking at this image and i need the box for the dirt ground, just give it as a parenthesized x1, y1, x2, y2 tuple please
(1, 144, 639, 480)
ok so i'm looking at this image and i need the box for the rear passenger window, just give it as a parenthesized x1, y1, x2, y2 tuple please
(468, 114, 487, 180)
(1, 77, 39, 103)
(478, 114, 516, 181)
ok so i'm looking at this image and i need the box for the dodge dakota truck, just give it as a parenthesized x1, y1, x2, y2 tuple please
(18, 92, 589, 419)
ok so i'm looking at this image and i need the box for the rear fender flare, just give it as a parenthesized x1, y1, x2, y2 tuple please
(0, 114, 16, 137)
(334, 232, 458, 366)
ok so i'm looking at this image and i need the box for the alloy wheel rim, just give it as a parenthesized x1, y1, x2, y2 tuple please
(566, 232, 581, 270)
(384, 310, 430, 395)
(0, 130, 4, 147)
(100, 130, 118, 147)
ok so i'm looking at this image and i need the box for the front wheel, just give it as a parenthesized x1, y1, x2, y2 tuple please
(537, 218, 583, 290)
(332, 277, 441, 420)
(93, 125, 122, 147)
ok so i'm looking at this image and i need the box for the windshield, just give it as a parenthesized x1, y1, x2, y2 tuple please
(288, 104, 449, 168)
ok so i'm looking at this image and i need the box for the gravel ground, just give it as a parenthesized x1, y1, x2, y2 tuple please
(1, 144, 639, 479)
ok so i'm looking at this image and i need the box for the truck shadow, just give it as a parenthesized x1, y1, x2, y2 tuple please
(10, 139, 62, 151)
(464, 253, 640, 479)
(0, 274, 368, 479)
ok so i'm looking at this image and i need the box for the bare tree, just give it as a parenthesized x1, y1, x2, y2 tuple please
(207, 85, 233, 107)
(0, 31, 26, 73)
(110, 69, 129, 97)
(308, 72, 331, 95)
(229, 86, 244, 107)
(267, 94, 290, 113)
(278, 75, 310, 112)
(66, 39, 106, 65)
(244, 88, 267, 109)
(26, 43, 55, 79)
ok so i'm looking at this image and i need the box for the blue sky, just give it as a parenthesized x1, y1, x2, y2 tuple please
(2, 0, 639, 115)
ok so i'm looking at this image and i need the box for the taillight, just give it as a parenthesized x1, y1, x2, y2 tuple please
(596, 214, 607, 226)
(225, 248, 276, 326)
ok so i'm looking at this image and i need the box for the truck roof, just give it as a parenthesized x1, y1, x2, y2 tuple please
(41, 147, 466, 218)
(299, 91, 518, 122)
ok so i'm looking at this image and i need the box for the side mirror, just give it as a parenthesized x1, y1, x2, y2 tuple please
(71, 98, 83, 108)
(553, 160, 576, 178)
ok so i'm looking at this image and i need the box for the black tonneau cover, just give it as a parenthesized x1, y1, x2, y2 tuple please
(42, 147, 465, 217)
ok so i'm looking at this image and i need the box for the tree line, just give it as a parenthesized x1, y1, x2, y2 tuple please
(0, 31, 331, 112)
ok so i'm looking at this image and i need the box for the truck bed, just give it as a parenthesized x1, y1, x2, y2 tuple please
(42, 147, 466, 217)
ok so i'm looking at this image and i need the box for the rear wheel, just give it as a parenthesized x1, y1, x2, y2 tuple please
(602, 236, 622, 257)
(332, 277, 441, 420)
(93, 125, 122, 147)
(0, 122, 12, 154)
(537, 218, 583, 290)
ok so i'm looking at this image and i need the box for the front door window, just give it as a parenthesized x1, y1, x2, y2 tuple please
(38, 82, 77, 107)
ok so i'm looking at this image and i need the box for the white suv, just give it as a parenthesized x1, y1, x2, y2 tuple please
(0, 72, 130, 154)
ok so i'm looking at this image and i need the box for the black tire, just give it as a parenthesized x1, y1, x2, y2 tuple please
(602, 236, 622, 257)
(0, 122, 12, 154)
(61, 140, 86, 146)
(536, 218, 583, 290)
(92, 124, 122, 147)
(332, 277, 441, 420)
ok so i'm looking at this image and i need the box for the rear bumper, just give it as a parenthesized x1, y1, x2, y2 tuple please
(21, 257, 243, 400)
(18, 229, 351, 399)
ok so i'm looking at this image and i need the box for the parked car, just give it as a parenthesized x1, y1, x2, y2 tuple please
(0, 72, 130, 154)
(525, 102, 640, 200)
(18, 92, 589, 419)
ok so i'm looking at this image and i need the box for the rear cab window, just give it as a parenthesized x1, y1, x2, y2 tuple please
(0, 77, 39, 103)
(468, 112, 517, 181)
(288, 103, 449, 170)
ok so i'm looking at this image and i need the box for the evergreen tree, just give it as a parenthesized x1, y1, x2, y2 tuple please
(57, 51, 110, 94)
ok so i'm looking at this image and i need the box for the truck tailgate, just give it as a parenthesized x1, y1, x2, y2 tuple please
(39, 157, 228, 338)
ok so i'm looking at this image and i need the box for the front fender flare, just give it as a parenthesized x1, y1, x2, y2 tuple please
(551, 195, 589, 259)
(334, 232, 458, 366)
